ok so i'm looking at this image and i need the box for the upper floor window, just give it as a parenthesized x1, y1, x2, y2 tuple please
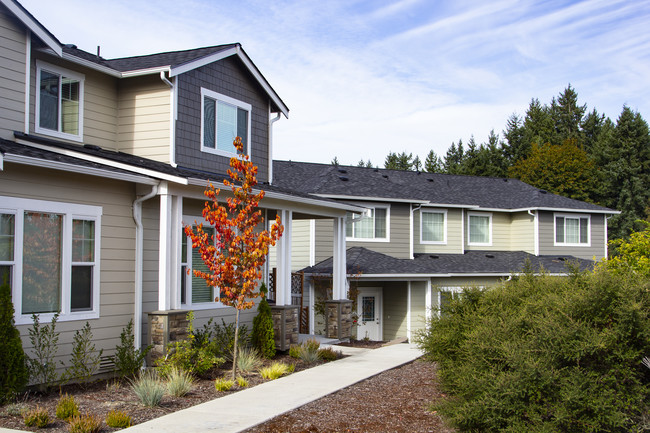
(555, 214, 590, 246)
(201, 88, 251, 157)
(468, 212, 492, 246)
(35, 61, 84, 142)
(420, 209, 447, 244)
(0, 196, 101, 325)
(346, 206, 389, 242)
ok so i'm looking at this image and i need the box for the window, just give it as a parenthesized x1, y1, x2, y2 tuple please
(346, 206, 389, 241)
(420, 209, 447, 244)
(468, 212, 492, 246)
(181, 223, 223, 308)
(35, 61, 84, 142)
(0, 196, 101, 324)
(438, 287, 463, 317)
(201, 88, 251, 157)
(555, 214, 590, 246)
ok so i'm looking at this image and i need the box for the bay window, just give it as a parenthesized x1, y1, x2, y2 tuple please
(555, 214, 590, 246)
(201, 88, 251, 157)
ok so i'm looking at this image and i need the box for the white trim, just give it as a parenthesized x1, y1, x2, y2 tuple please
(356, 287, 382, 341)
(554, 213, 591, 247)
(342, 272, 568, 279)
(16, 138, 188, 184)
(436, 286, 463, 318)
(425, 280, 432, 322)
(0, 0, 62, 56)
(420, 208, 447, 245)
(346, 204, 390, 243)
(200, 88, 252, 158)
(314, 194, 429, 204)
(309, 219, 316, 267)
(1, 195, 102, 325)
(34, 60, 85, 142)
(409, 205, 414, 259)
(24, 30, 30, 134)
(467, 211, 492, 246)
(461, 208, 465, 254)
(534, 210, 539, 256)
(406, 282, 412, 340)
(170, 46, 237, 77)
(61, 52, 122, 77)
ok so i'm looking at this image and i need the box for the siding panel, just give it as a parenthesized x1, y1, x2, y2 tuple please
(538, 211, 606, 260)
(0, 5, 26, 139)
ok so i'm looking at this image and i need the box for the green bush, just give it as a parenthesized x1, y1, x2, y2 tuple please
(416, 269, 650, 432)
(165, 367, 195, 397)
(63, 322, 103, 384)
(55, 393, 80, 421)
(214, 377, 234, 392)
(105, 410, 131, 428)
(236, 346, 262, 373)
(211, 318, 250, 361)
(114, 319, 150, 378)
(317, 347, 341, 362)
(251, 284, 275, 358)
(27, 313, 62, 392)
(0, 275, 29, 403)
(259, 362, 292, 380)
(130, 370, 164, 407)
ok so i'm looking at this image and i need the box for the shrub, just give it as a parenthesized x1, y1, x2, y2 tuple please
(0, 275, 29, 403)
(63, 322, 103, 384)
(3, 402, 28, 416)
(318, 347, 341, 362)
(105, 410, 131, 428)
(214, 377, 234, 392)
(288, 344, 301, 359)
(289, 339, 321, 364)
(130, 370, 165, 407)
(23, 406, 50, 428)
(27, 313, 62, 391)
(212, 318, 250, 361)
(251, 284, 275, 358)
(236, 346, 262, 373)
(68, 414, 102, 433)
(259, 362, 292, 380)
(236, 375, 249, 388)
(416, 269, 650, 432)
(55, 393, 80, 421)
(114, 319, 150, 378)
(165, 367, 195, 397)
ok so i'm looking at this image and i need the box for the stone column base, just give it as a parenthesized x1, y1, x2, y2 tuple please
(270, 305, 299, 351)
(147, 310, 189, 365)
(325, 300, 353, 339)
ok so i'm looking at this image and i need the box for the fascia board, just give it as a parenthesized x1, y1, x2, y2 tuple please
(340, 272, 567, 279)
(15, 138, 188, 185)
(313, 194, 430, 204)
(168, 46, 237, 77)
(1, 0, 61, 56)
(61, 52, 121, 77)
(4, 154, 158, 185)
(465, 206, 619, 215)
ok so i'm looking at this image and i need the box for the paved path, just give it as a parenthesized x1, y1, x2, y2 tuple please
(0, 342, 422, 433)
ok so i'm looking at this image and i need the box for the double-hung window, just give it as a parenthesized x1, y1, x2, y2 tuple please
(35, 61, 84, 142)
(346, 206, 389, 241)
(555, 214, 590, 246)
(420, 209, 447, 244)
(0, 196, 101, 325)
(437, 287, 463, 317)
(181, 221, 223, 308)
(201, 88, 251, 157)
(467, 212, 492, 246)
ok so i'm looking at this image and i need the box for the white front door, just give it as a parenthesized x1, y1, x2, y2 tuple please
(357, 288, 382, 341)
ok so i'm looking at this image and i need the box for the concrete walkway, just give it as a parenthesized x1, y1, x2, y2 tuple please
(0, 342, 422, 433)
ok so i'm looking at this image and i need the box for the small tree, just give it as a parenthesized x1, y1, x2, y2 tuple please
(252, 283, 275, 358)
(0, 276, 29, 402)
(185, 137, 283, 380)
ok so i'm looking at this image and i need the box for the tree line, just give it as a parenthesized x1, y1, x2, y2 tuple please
(334, 85, 650, 240)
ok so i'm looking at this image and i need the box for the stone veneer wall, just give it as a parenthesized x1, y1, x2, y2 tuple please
(325, 300, 353, 339)
(148, 310, 189, 364)
(270, 305, 299, 351)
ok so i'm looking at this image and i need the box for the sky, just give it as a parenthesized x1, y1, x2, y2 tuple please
(20, 0, 650, 167)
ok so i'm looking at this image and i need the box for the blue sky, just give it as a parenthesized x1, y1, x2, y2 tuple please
(22, 0, 650, 166)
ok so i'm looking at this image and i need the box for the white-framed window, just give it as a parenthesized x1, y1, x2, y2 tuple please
(554, 213, 590, 246)
(0, 196, 101, 325)
(346, 206, 389, 242)
(35, 61, 84, 142)
(437, 286, 463, 317)
(200, 88, 251, 157)
(467, 212, 492, 246)
(420, 209, 447, 244)
(180, 218, 225, 309)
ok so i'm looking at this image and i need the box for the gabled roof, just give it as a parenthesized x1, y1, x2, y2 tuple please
(1, 0, 61, 55)
(273, 160, 617, 213)
(302, 247, 594, 277)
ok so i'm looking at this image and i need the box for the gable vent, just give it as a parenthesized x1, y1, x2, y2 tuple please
(339, 176, 349, 181)
(382, 174, 388, 179)
(338, 168, 347, 174)
(539, 190, 548, 194)
(426, 178, 434, 182)
(429, 255, 439, 259)
(485, 254, 495, 259)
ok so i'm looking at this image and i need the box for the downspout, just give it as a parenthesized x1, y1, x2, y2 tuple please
(268, 111, 281, 184)
(132, 184, 159, 351)
(160, 71, 177, 167)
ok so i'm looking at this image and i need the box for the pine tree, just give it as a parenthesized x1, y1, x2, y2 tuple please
(0, 276, 29, 402)
(251, 283, 275, 358)
(424, 149, 443, 173)
(384, 151, 414, 170)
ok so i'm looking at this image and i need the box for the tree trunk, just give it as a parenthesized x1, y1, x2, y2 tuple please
(231, 308, 240, 381)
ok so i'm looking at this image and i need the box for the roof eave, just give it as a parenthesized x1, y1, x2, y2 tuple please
(1, 0, 61, 56)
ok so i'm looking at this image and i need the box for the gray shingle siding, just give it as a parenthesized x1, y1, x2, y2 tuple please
(538, 211, 606, 260)
(175, 56, 270, 182)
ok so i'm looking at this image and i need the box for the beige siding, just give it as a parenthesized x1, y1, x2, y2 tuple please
(0, 163, 136, 371)
(409, 282, 427, 335)
(510, 211, 535, 253)
(380, 281, 408, 340)
(314, 218, 334, 264)
(0, 4, 26, 139)
(414, 208, 464, 254)
(118, 75, 170, 162)
(538, 211, 606, 260)
(465, 211, 511, 251)
(268, 219, 313, 272)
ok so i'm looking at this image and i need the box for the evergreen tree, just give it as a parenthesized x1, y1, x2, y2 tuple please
(443, 140, 464, 174)
(503, 113, 528, 164)
(330, 156, 339, 166)
(0, 276, 29, 402)
(384, 151, 414, 170)
(251, 284, 275, 358)
(522, 98, 554, 147)
(550, 84, 587, 145)
(424, 149, 444, 173)
(357, 159, 373, 168)
(413, 155, 422, 171)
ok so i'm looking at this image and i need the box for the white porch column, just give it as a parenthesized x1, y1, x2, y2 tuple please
(407, 281, 412, 339)
(157, 183, 182, 311)
(275, 209, 292, 306)
(425, 279, 432, 322)
(332, 216, 347, 300)
(169, 195, 183, 309)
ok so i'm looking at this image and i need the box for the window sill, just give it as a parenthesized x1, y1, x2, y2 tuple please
(14, 310, 99, 326)
(34, 127, 83, 143)
(180, 302, 229, 311)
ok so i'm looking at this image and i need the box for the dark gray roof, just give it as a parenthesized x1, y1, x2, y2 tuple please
(104, 44, 237, 72)
(273, 161, 616, 212)
(302, 247, 594, 276)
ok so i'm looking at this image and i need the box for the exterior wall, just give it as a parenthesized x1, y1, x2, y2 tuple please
(30, 51, 119, 150)
(0, 4, 25, 140)
(380, 281, 408, 341)
(175, 56, 270, 182)
(465, 211, 511, 251)
(409, 282, 427, 336)
(314, 219, 334, 264)
(268, 218, 313, 272)
(510, 211, 535, 253)
(538, 211, 606, 260)
(117, 75, 169, 160)
(0, 163, 136, 372)
(413, 208, 463, 254)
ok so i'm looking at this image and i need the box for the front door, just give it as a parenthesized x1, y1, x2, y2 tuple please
(357, 288, 382, 341)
